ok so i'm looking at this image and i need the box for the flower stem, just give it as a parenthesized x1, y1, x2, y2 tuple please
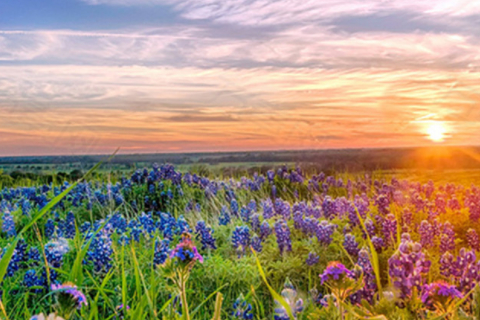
(180, 273, 191, 320)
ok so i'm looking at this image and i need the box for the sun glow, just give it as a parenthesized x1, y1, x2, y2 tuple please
(426, 122, 447, 142)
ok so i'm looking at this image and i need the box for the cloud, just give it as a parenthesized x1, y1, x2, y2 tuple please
(80, 0, 480, 26)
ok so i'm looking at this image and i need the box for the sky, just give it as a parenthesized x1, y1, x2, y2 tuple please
(1, 0, 480, 156)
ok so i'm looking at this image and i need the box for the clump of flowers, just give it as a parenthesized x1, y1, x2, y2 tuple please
(320, 262, 360, 318)
(170, 233, 204, 266)
(388, 234, 431, 300)
(421, 281, 463, 315)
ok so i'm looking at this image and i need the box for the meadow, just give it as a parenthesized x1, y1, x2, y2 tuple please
(2, 161, 480, 319)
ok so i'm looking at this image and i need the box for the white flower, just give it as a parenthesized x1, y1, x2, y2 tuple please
(30, 313, 65, 320)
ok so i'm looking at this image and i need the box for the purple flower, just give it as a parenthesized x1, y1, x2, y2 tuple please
(421, 281, 463, 310)
(343, 234, 359, 257)
(320, 262, 355, 284)
(306, 252, 319, 266)
(467, 229, 480, 251)
(170, 234, 204, 264)
(51, 283, 88, 309)
(275, 220, 292, 255)
(418, 220, 434, 249)
(382, 214, 397, 245)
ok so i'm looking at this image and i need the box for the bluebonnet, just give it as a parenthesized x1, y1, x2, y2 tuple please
(195, 221, 217, 250)
(275, 199, 291, 220)
(139, 212, 156, 236)
(306, 252, 319, 266)
(356, 248, 377, 302)
(153, 239, 170, 266)
(343, 233, 359, 257)
(275, 220, 292, 254)
(250, 213, 261, 232)
(86, 230, 113, 273)
(382, 214, 397, 244)
(388, 235, 431, 299)
(240, 206, 252, 223)
(80, 222, 91, 234)
(262, 199, 274, 219)
(219, 206, 231, 226)
(28, 246, 41, 265)
(419, 220, 434, 248)
(232, 226, 251, 257)
(45, 239, 70, 282)
(259, 221, 272, 240)
(157, 213, 176, 240)
(316, 220, 335, 245)
(65, 212, 76, 239)
(251, 236, 262, 252)
(467, 229, 480, 251)
(322, 196, 336, 220)
(232, 294, 253, 320)
(2, 211, 16, 237)
(231, 199, 239, 217)
(440, 234, 455, 254)
(371, 236, 385, 252)
(176, 215, 192, 234)
(24, 269, 42, 293)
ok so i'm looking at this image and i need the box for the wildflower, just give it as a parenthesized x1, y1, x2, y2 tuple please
(382, 214, 397, 244)
(306, 252, 319, 266)
(195, 221, 217, 250)
(259, 221, 272, 240)
(153, 238, 170, 266)
(388, 235, 431, 299)
(86, 230, 113, 273)
(343, 233, 359, 257)
(251, 236, 263, 253)
(45, 219, 56, 240)
(419, 220, 434, 248)
(275, 220, 292, 254)
(371, 236, 384, 252)
(2, 211, 16, 237)
(65, 212, 76, 239)
(316, 220, 335, 245)
(232, 294, 253, 320)
(51, 282, 88, 310)
(421, 281, 463, 313)
(170, 233, 204, 264)
(320, 261, 355, 285)
(467, 229, 480, 251)
(219, 206, 231, 225)
(232, 226, 251, 257)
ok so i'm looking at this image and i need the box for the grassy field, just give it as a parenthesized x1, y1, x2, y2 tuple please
(2, 159, 480, 319)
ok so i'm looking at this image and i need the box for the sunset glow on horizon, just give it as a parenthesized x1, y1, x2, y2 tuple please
(1, 0, 480, 156)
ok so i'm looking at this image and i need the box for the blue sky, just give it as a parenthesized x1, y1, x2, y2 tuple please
(1, 0, 480, 156)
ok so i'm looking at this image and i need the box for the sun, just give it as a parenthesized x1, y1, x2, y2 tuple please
(426, 122, 447, 142)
